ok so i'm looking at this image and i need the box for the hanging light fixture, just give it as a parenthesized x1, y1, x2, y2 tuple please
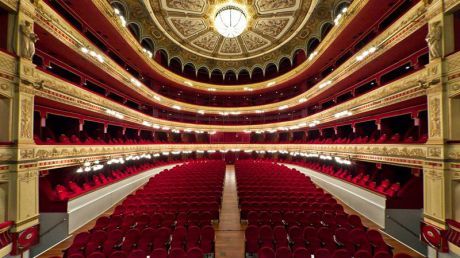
(214, 5, 247, 38)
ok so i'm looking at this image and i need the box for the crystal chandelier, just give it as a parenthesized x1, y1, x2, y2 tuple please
(214, 5, 247, 38)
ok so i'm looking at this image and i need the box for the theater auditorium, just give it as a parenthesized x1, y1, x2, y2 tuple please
(0, 0, 459, 258)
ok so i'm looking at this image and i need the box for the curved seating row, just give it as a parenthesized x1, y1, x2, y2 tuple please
(53, 161, 176, 200)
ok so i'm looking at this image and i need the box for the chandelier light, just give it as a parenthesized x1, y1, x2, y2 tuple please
(214, 5, 247, 38)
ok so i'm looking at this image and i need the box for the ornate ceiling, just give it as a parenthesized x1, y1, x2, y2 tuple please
(112, 0, 340, 74)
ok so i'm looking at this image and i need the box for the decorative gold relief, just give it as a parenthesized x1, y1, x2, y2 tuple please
(140, 0, 312, 72)
(169, 18, 207, 38)
(253, 18, 290, 38)
(20, 98, 33, 139)
(429, 97, 441, 138)
(19, 21, 39, 60)
(241, 32, 270, 52)
(219, 38, 242, 55)
(165, 0, 206, 13)
(19, 149, 34, 160)
(191, 31, 220, 52)
(255, 0, 297, 13)
(426, 21, 442, 60)
(428, 147, 442, 158)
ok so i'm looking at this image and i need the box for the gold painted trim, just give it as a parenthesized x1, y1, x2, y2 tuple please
(34, 1, 426, 115)
(33, 66, 428, 132)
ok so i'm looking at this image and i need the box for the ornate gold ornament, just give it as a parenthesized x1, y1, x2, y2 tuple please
(426, 21, 442, 60)
(19, 21, 39, 60)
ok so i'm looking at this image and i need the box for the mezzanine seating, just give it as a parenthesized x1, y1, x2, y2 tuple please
(64, 160, 225, 258)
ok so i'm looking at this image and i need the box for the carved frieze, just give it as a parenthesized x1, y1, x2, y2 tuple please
(429, 96, 441, 138)
(20, 98, 33, 139)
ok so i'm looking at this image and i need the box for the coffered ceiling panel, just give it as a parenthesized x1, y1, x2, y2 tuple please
(118, 0, 338, 74)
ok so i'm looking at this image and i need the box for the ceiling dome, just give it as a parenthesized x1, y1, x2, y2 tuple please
(128, 0, 334, 74)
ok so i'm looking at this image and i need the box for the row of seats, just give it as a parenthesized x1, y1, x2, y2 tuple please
(54, 160, 175, 200)
(303, 131, 427, 145)
(65, 160, 225, 258)
(247, 211, 361, 229)
(35, 131, 172, 145)
(290, 161, 403, 197)
(235, 160, 411, 258)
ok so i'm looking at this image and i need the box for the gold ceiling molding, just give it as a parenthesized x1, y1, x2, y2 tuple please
(12, 142, 449, 170)
(109, 0, 347, 75)
(144, 0, 311, 61)
(31, 61, 428, 133)
(34, 0, 425, 115)
(88, 0, 364, 92)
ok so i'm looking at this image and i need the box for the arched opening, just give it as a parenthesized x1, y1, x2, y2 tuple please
(307, 37, 320, 55)
(251, 67, 264, 82)
(278, 58, 292, 75)
(335, 1, 350, 17)
(183, 63, 196, 79)
(197, 67, 210, 82)
(238, 69, 250, 83)
(127, 23, 141, 41)
(224, 70, 237, 84)
(293, 49, 307, 67)
(210, 70, 224, 84)
(169, 58, 182, 74)
(155, 50, 168, 67)
(110, 2, 126, 17)
(321, 22, 334, 40)
(140, 38, 155, 53)
(265, 63, 278, 80)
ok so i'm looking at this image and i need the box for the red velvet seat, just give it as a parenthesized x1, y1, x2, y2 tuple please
(200, 225, 215, 253)
(109, 248, 127, 258)
(276, 246, 293, 258)
(315, 248, 331, 258)
(169, 248, 186, 258)
(245, 225, 259, 253)
(87, 251, 105, 258)
(332, 249, 352, 258)
(150, 248, 168, 258)
(186, 247, 203, 258)
(127, 249, 146, 258)
(293, 247, 310, 258)
(355, 250, 373, 258)
(373, 251, 392, 258)
(258, 246, 276, 258)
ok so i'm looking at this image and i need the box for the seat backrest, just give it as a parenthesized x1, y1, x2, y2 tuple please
(109, 251, 127, 258)
(186, 247, 203, 258)
(200, 225, 215, 241)
(275, 246, 293, 258)
(314, 248, 331, 258)
(150, 248, 167, 258)
(354, 250, 372, 258)
(258, 246, 276, 258)
(293, 247, 309, 258)
(374, 251, 392, 258)
(169, 248, 186, 258)
(332, 249, 352, 258)
(127, 249, 146, 258)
